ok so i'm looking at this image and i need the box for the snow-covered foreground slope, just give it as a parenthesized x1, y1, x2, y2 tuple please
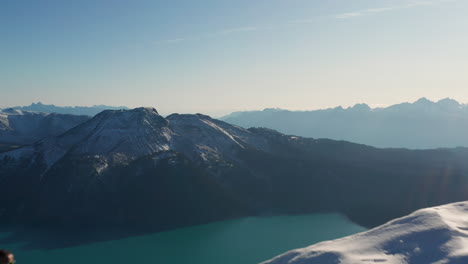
(263, 202, 468, 264)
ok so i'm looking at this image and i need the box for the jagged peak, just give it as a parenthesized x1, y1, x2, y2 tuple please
(409, 97, 464, 109)
(350, 103, 371, 111)
(413, 97, 434, 105)
(437, 98, 461, 107)
(334, 106, 344, 110)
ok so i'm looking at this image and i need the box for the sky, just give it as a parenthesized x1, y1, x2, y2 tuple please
(1, 0, 467, 117)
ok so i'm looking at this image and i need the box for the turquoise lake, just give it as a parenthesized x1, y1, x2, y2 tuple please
(0, 214, 366, 264)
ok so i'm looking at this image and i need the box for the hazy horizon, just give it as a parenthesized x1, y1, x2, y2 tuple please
(2, 0, 468, 116)
(1, 96, 465, 117)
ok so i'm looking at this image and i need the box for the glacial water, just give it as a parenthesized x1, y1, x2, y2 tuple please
(0, 213, 366, 264)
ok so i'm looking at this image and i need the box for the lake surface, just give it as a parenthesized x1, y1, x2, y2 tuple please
(0, 214, 366, 264)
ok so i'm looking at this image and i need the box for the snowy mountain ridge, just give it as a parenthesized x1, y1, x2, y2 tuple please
(0, 108, 90, 146)
(263, 201, 468, 264)
(4, 102, 129, 116)
(3, 107, 268, 169)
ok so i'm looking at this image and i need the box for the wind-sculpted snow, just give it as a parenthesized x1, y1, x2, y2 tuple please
(263, 202, 468, 264)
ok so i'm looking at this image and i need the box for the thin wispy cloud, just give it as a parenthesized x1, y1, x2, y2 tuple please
(154, 0, 457, 45)
(335, 5, 410, 19)
(288, 18, 319, 24)
(333, 0, 454, 19)
(218, 26, 259, 35)
(154, 26, 260, 45)
(164, 38, 185, 43)
(154, 38, 186, 45)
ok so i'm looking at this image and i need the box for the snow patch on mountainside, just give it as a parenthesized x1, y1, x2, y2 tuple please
(37, 108, 173, 166)
(0, 112, 11, 130)
(262, 202, 468, 264)
(167, 113, 268, 163)
(0, 108, 90, 145)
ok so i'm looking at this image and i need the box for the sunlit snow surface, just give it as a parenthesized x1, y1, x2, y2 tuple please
(263, 202, 468, 264)
(0, 108, 89, 145)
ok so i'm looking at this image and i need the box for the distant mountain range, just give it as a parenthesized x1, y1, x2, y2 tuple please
(221, 98, 468, 149)
(0, 108, 90, 146)
(4, 102, 129, 116)
(264, 201, 468, 264)
(1, 107, 468, 236)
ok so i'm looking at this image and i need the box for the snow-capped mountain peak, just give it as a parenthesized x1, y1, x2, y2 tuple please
(36, 107, 173, 165)
(1, 108, 268, 169)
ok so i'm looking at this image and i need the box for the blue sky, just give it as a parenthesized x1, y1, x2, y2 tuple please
(1, 0, 467, 116)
